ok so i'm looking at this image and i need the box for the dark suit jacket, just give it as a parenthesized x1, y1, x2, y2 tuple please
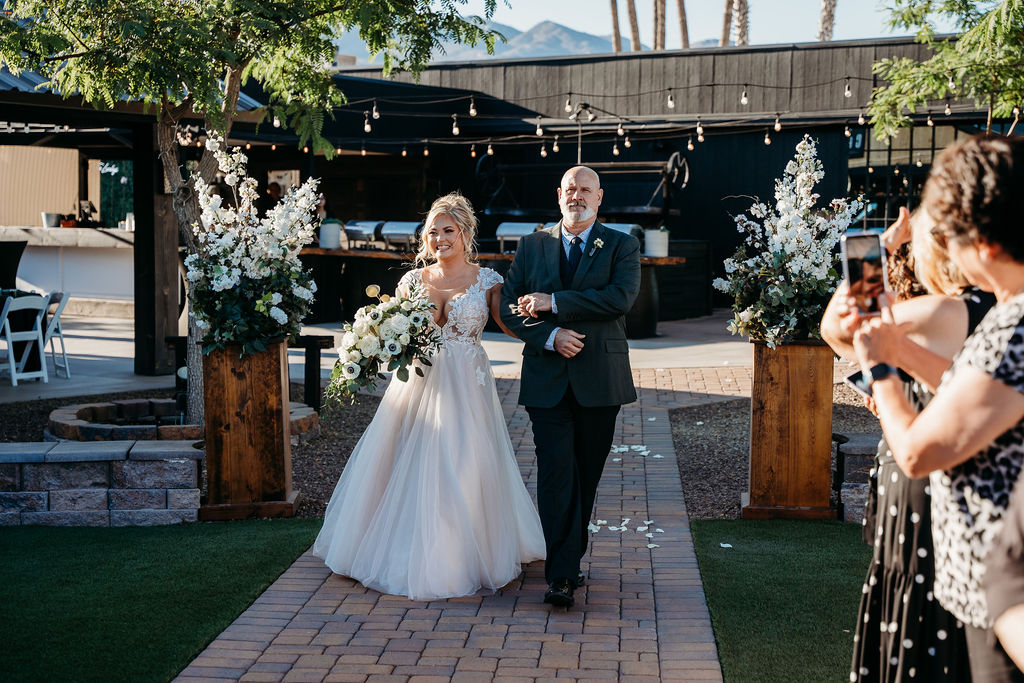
(500, 221, 641, 408)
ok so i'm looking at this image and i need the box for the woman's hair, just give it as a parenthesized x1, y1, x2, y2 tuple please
(887, 241, 927, 301)
(910, 209, 970, 296)
(415, 192, 479, 267)
(922, 134, 1024, 262)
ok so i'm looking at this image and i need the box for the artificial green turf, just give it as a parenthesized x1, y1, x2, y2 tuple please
(691, 519, 872, 683)
(0, 519, 322, 683)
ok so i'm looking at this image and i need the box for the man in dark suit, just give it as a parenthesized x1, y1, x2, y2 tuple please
(501, 166, 641, 607)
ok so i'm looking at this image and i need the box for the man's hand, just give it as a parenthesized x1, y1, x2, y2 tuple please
(517, 292, 553, 318)
(554, 328, 585, 358)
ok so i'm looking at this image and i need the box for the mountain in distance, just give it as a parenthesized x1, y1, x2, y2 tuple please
(333, 21, 719, 66)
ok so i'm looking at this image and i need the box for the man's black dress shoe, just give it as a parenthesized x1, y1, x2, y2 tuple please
(543, 578, 575, 607)
(574, 571, 586, 588)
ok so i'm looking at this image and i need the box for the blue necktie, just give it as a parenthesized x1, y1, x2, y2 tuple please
(567, 236, 583, 280)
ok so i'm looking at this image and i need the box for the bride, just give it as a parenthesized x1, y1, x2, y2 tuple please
(313, 192, 546, 600)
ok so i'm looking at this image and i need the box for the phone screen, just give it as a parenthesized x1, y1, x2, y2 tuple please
(844, 370, 872, 398)
(844, 233, 886, 314)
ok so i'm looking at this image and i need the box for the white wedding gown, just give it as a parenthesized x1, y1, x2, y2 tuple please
(313, 266, 546, 600)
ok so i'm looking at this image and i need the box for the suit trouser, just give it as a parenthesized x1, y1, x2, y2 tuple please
(527, 386, 620, 585)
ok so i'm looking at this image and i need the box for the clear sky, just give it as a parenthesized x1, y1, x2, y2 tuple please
(462, 0, 960, 48)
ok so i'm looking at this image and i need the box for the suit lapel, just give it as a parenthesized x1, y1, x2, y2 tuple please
(542, 223, 562, 291)
(570, 221, 605, 290)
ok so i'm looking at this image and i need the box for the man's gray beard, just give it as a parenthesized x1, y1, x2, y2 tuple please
(561, 205, 595, 223)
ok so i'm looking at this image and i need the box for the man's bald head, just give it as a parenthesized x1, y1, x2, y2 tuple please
(558, 166, 603, 232)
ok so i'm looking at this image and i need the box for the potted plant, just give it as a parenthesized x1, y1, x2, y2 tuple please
(714, 134, 862, 518)
(185, 132, 319, 519)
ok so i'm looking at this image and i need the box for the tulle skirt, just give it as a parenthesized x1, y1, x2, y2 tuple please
(312, 340, 546, 600)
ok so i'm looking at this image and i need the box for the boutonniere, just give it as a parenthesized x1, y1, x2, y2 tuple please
(588, 238, 604, 257)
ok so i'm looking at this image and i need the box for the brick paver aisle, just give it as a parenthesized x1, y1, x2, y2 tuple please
(176, 368, 750, 682)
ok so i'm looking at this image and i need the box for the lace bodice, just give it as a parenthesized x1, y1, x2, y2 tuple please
(399, 267, 502, 347)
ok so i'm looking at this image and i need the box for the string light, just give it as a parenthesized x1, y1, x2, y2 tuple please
(586, 110, 596, 122)
(452, 114, 460, 136)
(696, 118, 704, 136)
(303, 146, 309, 153)
(552, 135, 560, 153)
(336, 147, 342, 155)
(894, 167, 900, 175)
(612, 141, 620, 156)
(487, 142, 494, 155)
(666, 89, 675, 109)
(763, 129, 771, 145)
(617, 120, 625, 136)
(372, 100, 380, 119)
(944, 101, 952, 116)
(363, 112, 372, 133)
(535, 116, 544, 136)
(844, 125, 851, 137)
(916, 158, 923, 167)
(687, 136, 694, 151)
(868, 166, 874, 173)
(271, 144, 277, 151)
(401, 146, 407, 157)
(360, 143, 366, 157)
(774, 115, 781, 132)
(423, 143, 429, 157)
(858, 111, 866, 126)
(844, 78, 852, 98)
(697, 132, 705, 143)
(272, 116, 281, 128)
(540, 142, 547, 158)
(245, 142, 251, 150)
(740, 85, 749, 106)
(927, 114, 934, 126)
(469, 97, 477, 117)
(470, 144, 477, 158)
(947, 74, 956, 91)
(624, 135, 631, 148)
(564, 95, 573, 113)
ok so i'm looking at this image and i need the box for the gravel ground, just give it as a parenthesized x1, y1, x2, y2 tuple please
(2, 380, 879, 522)
(670, 383, 881, 520)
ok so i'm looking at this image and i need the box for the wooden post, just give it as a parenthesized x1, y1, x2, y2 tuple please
(742, 341, 836, 519)
(199, 340, 298, 520)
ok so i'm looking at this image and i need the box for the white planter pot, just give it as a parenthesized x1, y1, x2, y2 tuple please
(644, 229, 669, 257)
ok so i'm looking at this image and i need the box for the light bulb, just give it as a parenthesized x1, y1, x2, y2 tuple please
(948, 75, 956, 91)
(272, 116, 281, 128)
(336, 147, 342, 155)
(487, 143, 494, 155)
(271, 144, 277, 151)
(303, 146, 309, 153)
(245, 142, 251, 150)
(552, 136, 560, 153)
(844, 79, 852, 98)
(586, 110, 596, 122)
(624, 136, 631, 148)
(423, 144, 429, 157)
(452, 115, 460, 136)
(858, 112, 866, 126)
(401, 147, 407, 157)
(740, 86, 749, 106)
(666, 91, 675, 109)
(868, 166, 874, 173)
(696, 119, 704, 135)
(687, 136, 694, 151)
(564, 96, 573, 113)
(612, 142, 619, 156)
(774, 116, 781, 132)
(360, 144, 366, 157)
(536, 117, 543, 136)
(363, 112, 371, 133)
(844, 125, 851, 138)
(372, 101, 380, 119)
(697, 133, 704, 143)
(540, 143, 547, 158)
(944, 102, 952, 116)
(894, 167, 900, 175)
(470, 144, 477, 158)
(916, 159, 923, 167)
(927, 115, 934, 126)
(763, 131, 771, 145)
(469, 97, 477, 117)
(617, 121, 625, 136)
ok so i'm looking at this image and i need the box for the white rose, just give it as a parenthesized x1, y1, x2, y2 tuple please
(401, 300, 414, 311)
(390, 313, 410, 334)
(341, 332, 358, 349)
(347, 350, 361, 363)
(399, 333, 410, 346)
(357, 335, 380, 358)
(352, 319, 370, 336)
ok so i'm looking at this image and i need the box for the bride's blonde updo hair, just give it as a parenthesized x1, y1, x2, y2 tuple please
(415, 192, 479, 267)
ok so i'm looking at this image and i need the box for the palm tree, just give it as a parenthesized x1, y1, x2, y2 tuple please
(731, 0, 749, 46)
(626, 0, 641, 51)
(654, 0, 666, 50)
(817, 0, 836, 41)
(610, 0, 622, 51)
(677, 0, 690, 48)
(720, 0, 732, 46)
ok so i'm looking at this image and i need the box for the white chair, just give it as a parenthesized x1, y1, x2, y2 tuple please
(0, 294, 49, 386)
(43, 291, 71, 378)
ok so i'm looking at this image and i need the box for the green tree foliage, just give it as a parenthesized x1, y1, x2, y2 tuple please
(868, 0, 1024, 139)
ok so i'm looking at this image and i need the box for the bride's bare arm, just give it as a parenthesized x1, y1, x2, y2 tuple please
(488, 284, 518, 339)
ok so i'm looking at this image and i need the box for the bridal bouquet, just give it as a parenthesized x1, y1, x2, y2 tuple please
(713, 134, 862, 348)
(185, 132, 318, 354)
(325, 283, 442, 403)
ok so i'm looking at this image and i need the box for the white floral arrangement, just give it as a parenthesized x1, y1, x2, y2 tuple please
(713, 134, 862, 348)
(184, 132, 319, 354)
(325, 283, 442, 403)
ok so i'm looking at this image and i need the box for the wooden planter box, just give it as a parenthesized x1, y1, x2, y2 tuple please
(199, 340, 298, 520)
(742, 340, 837, 519)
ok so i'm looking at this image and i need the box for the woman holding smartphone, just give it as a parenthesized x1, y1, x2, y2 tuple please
(822, 210, 990, 683)
(853, 134, 1024, 681)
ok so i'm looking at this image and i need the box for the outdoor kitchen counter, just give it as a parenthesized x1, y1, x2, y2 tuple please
(299, 247, 685, 338)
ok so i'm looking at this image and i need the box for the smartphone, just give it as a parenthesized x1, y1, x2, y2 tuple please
(841, 231, 888, 315)
(844, 369, 873, 399)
